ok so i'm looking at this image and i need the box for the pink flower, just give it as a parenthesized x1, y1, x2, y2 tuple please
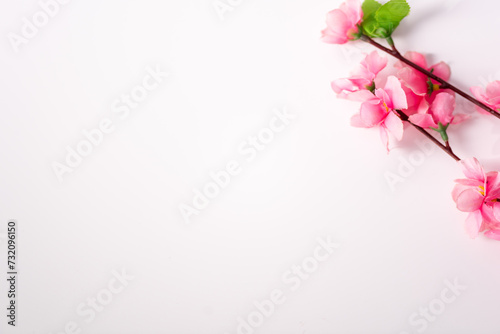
(350, 76, 408, 151)
(396, 51, 451, 97)
(409, 92, 467, 129)
(331, 51, 388, 98)
(452, 158, 500, 239)
(470, 81, 500, 115)
(321, 0, 363, 45)
(396, 52, 467, 128)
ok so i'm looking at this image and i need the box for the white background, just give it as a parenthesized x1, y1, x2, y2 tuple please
(1, 0, 500, 333)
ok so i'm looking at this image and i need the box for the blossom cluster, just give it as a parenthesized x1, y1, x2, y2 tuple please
(332, 49, 465, 151)
(322, 0, 500, 240)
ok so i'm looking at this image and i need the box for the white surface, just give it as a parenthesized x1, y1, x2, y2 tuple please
(1, 0, 500, 333)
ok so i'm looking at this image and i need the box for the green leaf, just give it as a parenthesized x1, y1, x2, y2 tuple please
(361, 20, 389, 38)
(374, 0, 410, 36)
(360, 0, 383, 38)
(362, 0, 382, 19)
(361, 18, 379, 37)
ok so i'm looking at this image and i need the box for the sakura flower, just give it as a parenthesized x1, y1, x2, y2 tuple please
(409, 92, 467, 129)
(321, 0, 363, 45)
(452, 158, 500, 239)
(396, 51, 451, 97)
(396, 52, 468, 129)
(350, 76, 408, 151)
(470, 81, 500, 115)
(331, 51, 388, 98)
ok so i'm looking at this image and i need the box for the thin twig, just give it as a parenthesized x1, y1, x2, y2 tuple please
(360, 35, 500, 120)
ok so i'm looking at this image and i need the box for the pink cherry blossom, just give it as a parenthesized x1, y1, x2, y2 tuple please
(470, 81, 500, 115)
(396, 52, 452, 111)
(395, 52, 467, 128)
(396, 51, 451, 97)
(350, 76, 408, 151)
(452, 158, 500, 239)
(331, 51, 388, 98)
(321, 0, 363, 45)
(408, 92, 467, 129)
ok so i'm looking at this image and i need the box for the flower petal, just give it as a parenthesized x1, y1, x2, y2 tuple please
(331, 79, 358, 94)
(480, 204, 498, 224)
(492, 202, 500, 222)
(431, 93, 455, 125)
(350, 114, 366, 128)
(384, 111, 404, 140)
(348, 75, 372, 89)
(362, 51, 387, 77)
(409, 113, 437, 129)
(452, 183, 469, 203)
(464, 210, 483, 238)
(341, 0, 363, 25)
(484, 229, 500, 241)
(470, 86, 486, 101)
(404, 52, 428, 69)
(398, 67, 428, 96)
(451, 113, 469, 124)
(384, 76, 408, 110)
(321, 31, 347, 44)
(486, 172, 500, 199)
(321, 10, 350, 44)
(486, 81, 500, 100)
(460, 158, 485, 182)
(360, 101, 386, 127)
(400, 84, 424, 115)
(379, 126, 389, 152)
(454, 178, 483, 187)
(430, 61, 451, 81)
(346, 90, 376, 102)
(416, 95, 430, 115)
(456, 188, 484, 212)
(470, 85, 497, 114)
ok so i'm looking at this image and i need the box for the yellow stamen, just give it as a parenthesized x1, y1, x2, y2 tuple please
(383, 102, 389, 112)
(479, 185, 485, 196)
(433, 84, 440, 92)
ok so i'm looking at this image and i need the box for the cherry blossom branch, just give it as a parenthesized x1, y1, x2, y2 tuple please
(360, 35, 500, 120)
(395, 110, 461, 162)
